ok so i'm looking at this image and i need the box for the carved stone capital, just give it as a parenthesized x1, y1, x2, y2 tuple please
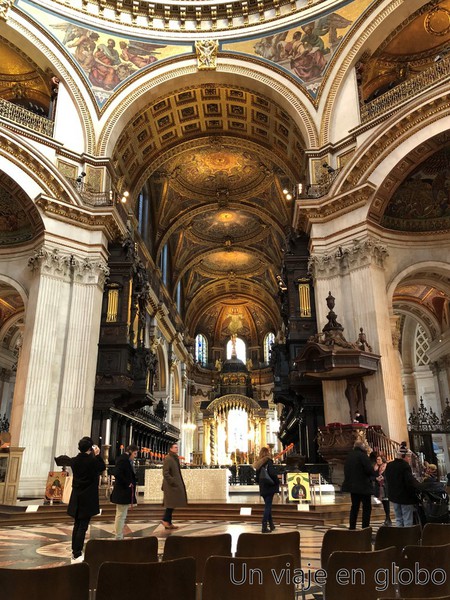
(308, 236, 388, 279)
(28, 246, 109, 287)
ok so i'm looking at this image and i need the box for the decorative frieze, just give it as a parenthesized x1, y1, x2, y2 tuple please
(308, 236, 388, 278)
(28, 247, 109, 288)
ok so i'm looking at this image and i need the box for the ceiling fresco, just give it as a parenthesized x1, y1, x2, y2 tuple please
(221, 0, 372, 99)
(393, 280, 450, 338)
(381, 145, 450, 232)
(18, 0, 193, 107)
(0, 281, 24, 359)
(359, 0, 450, 102)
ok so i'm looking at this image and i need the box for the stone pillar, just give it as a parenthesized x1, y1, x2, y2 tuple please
(10, 246, 108, 496)
(309, 236, 408, 443)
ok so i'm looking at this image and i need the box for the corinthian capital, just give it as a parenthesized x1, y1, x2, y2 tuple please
(308, 236, 388, 278)
(28, 246, 109, 287)
(0, 0, 13, 21)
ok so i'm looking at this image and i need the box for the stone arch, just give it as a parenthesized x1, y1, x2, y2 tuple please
(97, 57, 319, 158)
(5, 16, 96, 154)
(318, 0, 427, 145)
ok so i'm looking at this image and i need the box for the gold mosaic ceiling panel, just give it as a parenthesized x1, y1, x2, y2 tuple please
(114, 84, 305, 191)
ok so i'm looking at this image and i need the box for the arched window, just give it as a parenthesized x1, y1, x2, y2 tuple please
(195, 333, 208, 366)
(226, 337, 246, 362)
(263, 332, 275, 364)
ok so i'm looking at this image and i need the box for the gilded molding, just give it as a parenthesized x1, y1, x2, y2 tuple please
(0, 0, 13, 21)
(308, 235, 388, 279)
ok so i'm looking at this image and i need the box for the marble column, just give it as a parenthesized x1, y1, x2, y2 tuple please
(309, 235, 408, 443)
(10, 246, 108, 496)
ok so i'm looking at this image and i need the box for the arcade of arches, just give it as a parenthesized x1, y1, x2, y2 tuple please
(0, 0, 449, 496)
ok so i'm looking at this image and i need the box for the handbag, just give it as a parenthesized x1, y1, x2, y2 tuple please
(259, 465, 274, 484)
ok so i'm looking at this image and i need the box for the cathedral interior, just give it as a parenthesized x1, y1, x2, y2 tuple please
(0, 0, 449, 498)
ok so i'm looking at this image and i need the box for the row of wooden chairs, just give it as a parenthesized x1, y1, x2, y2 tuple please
(0, 554, 297, 600)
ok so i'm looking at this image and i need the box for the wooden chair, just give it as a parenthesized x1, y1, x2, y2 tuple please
(0, 563, 89, 600)
(398, 543, 450, 598)
(421, 523, 450, 546)
(202, 554, 295, 600)
(374, 524, 422, 563)
(95, 557, 196, 600)
(325, 546, 397, 600)
(321, 527, 373, 569)
(162, 533, 232, 583)
(235, 531, 301, 569)
(84, 536, 158, 591)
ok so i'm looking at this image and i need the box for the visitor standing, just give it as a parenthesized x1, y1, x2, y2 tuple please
(111, 444, 139, 539)
(254, 446, 280, 533)
(384, 442, 421, 526)
(161, 442, 187, 529)
(68, 437, 105, 563)
(342, 440, 374, 529)
(374, 455, 392, 525)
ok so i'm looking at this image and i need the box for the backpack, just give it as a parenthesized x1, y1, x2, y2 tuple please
(420, 489, 450, 523)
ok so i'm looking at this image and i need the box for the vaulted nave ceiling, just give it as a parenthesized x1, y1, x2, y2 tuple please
(113, 84, 302, 339)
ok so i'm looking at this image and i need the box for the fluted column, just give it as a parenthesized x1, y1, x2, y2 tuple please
(10, 246, 108, 496)
(309, 235, 408, 442)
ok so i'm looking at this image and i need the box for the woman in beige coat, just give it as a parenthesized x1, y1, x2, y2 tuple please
(161, 442, 187, 529)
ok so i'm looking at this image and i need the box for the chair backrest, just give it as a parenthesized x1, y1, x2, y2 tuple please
(95, 557, 196, 600)
(0, 563, 89, 600)
(162, 533, 232, 583)
(235, 531, 301, 570)
(374, 524, 422, 563)
(321, 527, 372, 569)
(202, 554, 295, 600)
(398, 543, 450, 598)
(325, 546, 397, 600)
(421, 523, 450, 546)
(85, 536, 158, 590)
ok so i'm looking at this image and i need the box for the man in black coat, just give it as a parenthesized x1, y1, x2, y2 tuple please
(68, 436, 105, 563)
(342, 440, 374, 529)
(384, 444, 421, 526)
(110, 444, 139, 539)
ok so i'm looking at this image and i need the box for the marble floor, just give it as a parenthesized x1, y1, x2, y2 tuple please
(0, 516, 386, 571)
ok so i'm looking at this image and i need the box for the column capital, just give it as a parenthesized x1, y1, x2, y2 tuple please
(28, 246, 109, 288)
(308, 236, 388, 279)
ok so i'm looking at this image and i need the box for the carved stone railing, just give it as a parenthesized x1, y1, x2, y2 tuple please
(0, 98, 54, 137)
(360, 54, 450, 124)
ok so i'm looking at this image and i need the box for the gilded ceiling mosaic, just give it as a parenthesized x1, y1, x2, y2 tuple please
(381, 145, 450, 232)
(221, 0, 372, 98)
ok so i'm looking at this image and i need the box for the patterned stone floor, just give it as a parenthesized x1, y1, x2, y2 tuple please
(0, 518, 335, 570)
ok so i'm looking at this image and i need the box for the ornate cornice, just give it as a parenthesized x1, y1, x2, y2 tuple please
(35, 196, 126, 241)
(308, 235, 388, 279)
(28, 246, 109, 287)
(294, 183, 375, 232)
